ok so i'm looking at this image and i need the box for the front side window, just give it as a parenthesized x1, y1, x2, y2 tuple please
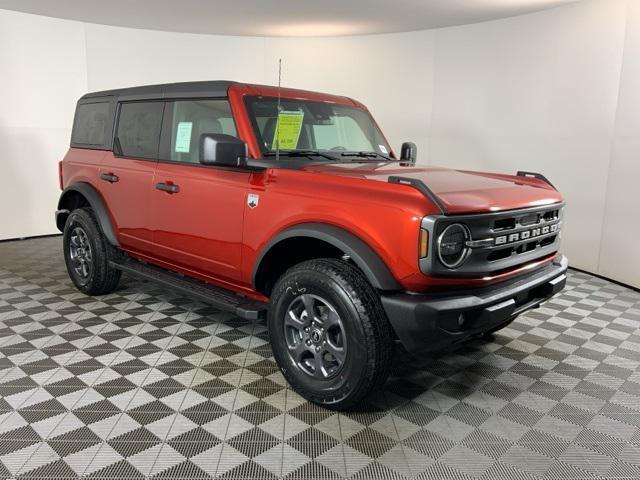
(245, 97, 391, 157)
(162, 99, 237, 164)
(116, 102, 164, 159)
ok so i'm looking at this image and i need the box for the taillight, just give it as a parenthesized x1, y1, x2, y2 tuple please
(58, 161, 63, 190)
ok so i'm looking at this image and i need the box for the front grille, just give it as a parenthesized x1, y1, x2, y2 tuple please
(421, 203, 563, 277)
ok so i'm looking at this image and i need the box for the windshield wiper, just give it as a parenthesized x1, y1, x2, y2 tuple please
(265, 150, 340, 162)
(340, 151, 397, 162)
(264, 149, 397, 164)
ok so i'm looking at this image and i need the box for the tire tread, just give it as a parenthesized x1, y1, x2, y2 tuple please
(64, 207, 121, 295)
(270, 258, 394, 410)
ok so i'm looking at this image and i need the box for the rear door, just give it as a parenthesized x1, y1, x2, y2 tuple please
(150, 98, 249, 284)
(99, 101, 163, 254)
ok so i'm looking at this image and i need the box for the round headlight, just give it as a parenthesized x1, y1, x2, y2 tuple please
(437, 223, 470, 268)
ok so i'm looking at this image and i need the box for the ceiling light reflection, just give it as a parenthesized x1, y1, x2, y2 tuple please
(266, 22, 370, 37)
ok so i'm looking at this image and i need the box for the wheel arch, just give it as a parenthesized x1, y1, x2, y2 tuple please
(57, 183, 119, 247)
(252, 223, 401, 296)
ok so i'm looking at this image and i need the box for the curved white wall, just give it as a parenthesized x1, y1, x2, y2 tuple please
(1, 0, 638, 287)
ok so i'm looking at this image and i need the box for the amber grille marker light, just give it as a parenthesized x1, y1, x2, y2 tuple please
(419, 229, 429, 258)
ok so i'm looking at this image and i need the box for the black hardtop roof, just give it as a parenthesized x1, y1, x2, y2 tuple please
(80, 80, 236, 101)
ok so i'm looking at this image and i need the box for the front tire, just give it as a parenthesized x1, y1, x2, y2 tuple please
(63, 207, 121, 295)
(268, 258, 394, 410)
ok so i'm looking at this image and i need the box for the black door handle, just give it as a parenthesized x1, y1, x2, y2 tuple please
(100, 173, 119, 183)
(155, 182, 180, 193)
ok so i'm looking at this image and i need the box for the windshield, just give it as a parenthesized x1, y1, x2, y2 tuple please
(245, 96, 392, 158)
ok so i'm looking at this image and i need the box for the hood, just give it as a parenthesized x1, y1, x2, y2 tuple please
(303, 164, 563, 214)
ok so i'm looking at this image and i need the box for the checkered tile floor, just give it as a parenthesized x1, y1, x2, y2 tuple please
(0, 236, 638, 479)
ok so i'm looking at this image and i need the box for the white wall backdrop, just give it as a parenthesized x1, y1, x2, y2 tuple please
(0, 10, 88, 239)
(427, 0, 630, 279)
(598, 0, 640, 289)
(0, 0, 638, 287)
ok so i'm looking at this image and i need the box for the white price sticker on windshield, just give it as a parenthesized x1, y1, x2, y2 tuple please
(379, 145, 388, 154)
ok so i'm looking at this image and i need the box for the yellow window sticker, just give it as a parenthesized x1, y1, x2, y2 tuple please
(272, 110, 304, 150)
(175, 122, 193, 153)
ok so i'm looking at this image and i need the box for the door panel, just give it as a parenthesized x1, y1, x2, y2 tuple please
(151, 163, 249, 282)
(99, 154, 156, 253)
(98, 101, 163, 253)
(150, 98, 248, 283)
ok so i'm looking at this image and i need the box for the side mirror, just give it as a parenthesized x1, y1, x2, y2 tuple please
(400, 142, 417, 166)
(200, 133, 247, 167)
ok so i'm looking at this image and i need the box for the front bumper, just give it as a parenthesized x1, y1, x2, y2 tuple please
(381, 255, 568, 354)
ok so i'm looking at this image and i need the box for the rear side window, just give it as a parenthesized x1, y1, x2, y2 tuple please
(116, 102, 164, 159)
(71, 102, 110, 146)
(160, 99, 237, 164)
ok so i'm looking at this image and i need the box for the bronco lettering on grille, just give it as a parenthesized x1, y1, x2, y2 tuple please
(493, 223, 558, 246)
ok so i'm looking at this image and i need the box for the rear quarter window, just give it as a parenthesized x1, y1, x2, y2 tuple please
(71, 102, 111, 147)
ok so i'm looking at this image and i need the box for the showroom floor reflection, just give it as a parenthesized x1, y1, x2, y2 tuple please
(0, 236, 638, 479)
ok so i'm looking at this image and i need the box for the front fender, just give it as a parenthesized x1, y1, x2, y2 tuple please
(252, 222, 401, 291)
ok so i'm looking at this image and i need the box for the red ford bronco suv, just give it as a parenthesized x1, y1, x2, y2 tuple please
(56, 81, 567, 409)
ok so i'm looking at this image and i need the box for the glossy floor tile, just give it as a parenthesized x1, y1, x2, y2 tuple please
(0, 237, 638, 479)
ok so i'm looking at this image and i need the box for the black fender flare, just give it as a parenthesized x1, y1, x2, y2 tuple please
(252, 223, 401, 291)
(56, 182, 119, 247)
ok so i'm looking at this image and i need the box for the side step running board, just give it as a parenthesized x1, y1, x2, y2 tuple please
(109, 257, 268, 320)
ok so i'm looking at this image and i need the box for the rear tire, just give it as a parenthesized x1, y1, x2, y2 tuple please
(268, 258, 394, 410)
(63, 207, 121, 295)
